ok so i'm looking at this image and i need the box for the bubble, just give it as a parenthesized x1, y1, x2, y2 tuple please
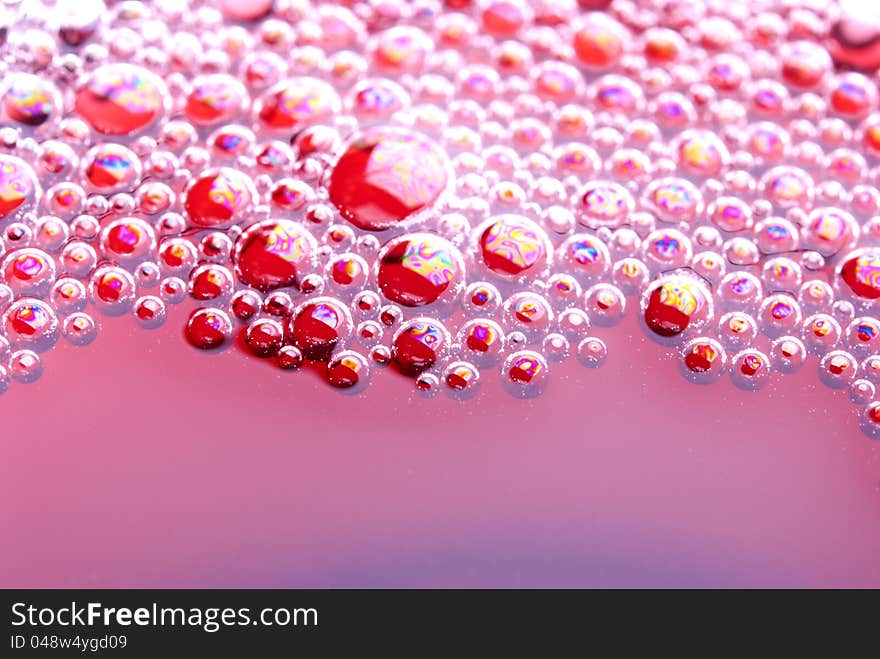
(99, 218, 156, 264)
(245, 317, 285, 356)
(376, 233, 463, 307)
(3, 298, 59, 351)
(75, 64, 167, 135)
(186, 73, 248, 126)
(0, 155, 39, 221)
(503, 291, 553, 335)
(184, 168, 257, 229)
(859, 401, 880, 439)
(642, 229, 693, 271)
(675, 130, 730, 178)
(477, 215, 551, 277)
(680, 337, 727, 383)
(160, 277, 187, 304)
(372, 26, 433, 72)
(801, 313, 841, 355)
(576, 336, 607, 368)
(541, 333, 570, 362)
(642, 274, 713, 341)
(502, 349, 548, 398)
(415, 371, 441, 397)
(576, 180, 634, 229)
(730, 349, 771, 391)
(49, 277, 87, 314)
(233, 219, 317, 292)
(828, 73, 877, 119)
(326, 350, 370, 391)
(1, 73, 60, 127)
(276, 345, 304, 371)
(9, 349, 43, 384)
(458, 318, 505, 364)
(850, 378, 876, 405)
(583, 282, 626, 327)
(286, 297, 353, 361)
(442, 360, 481, 398)
(803, 207, 857, 257)
(717, 271, 763, 310)
(186, 307, 232, 350)
(557, 234, 610, 283)
(845, 317, 880, 356)
(759, 166, 813, 210)
(838, 248, 880, 300)
(254, 77, 340, 131)
(758, 293, 802, 338)
(819, 350, 858, 389)
(391, 318, 448, 375)
(328, 127, 450, 232)
(89, 265, 136, 316)
(133, 295, 166, 329)
(2, 248, 55, 296)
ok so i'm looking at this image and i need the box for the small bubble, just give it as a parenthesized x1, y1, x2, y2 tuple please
(576, 337, 608, 368)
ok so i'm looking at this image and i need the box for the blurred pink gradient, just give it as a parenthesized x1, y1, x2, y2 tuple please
(1, 304, 879, 587)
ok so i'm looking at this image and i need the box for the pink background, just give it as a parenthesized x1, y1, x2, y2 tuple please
(2, 304, 879, 588)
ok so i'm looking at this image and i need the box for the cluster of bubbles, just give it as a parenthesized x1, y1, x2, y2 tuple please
(3, 0, 880, 435)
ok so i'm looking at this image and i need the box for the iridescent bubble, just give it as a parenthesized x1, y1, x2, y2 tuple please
(545, 274, 582, 309)
(502, 349, 549, 398)
(675, 130, 730, 178)
(376, 233, 463, 307)
(254, 77, 340, 131)
(838, 248, 880, 300)
(458, 318, 505, 364)
(861, 401, 880, 439)
(762, 257, 802, 293)
(185, 73, 248, 126)
(2, 248, 55, 296)
(641, 274, 713, 342)
(845, 317, 880, 356)
(717, 271, 764, 310)
(680, 337, 727, 384)
(329, 126, 450, 232)
(2, 73, 60, 127)
(84, 143, 141, 192)
(477, 215, 551, 277)
(233, 219, 317, 292)
(184, 168, 257, 229)
(730, 349, 772, 391)
(576, 180, 634, 229)
(462, 281, 502, 316)
(0, 155, 39, 221)
(758, 293, 802, 338)
(798, 279, 835, 314)
(558, 234, 610, 282)
(75, 63, 168, 135)
(754, 217, 799, 254)
(99, 217, 156, 263)
(642, 229, 693, 271)
(759, 166, 814, 210)
(803, 207, 857, 257)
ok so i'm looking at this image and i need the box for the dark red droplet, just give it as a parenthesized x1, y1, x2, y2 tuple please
(285, 299, 351, 361)
(185, 307, 232, 350)
(391, 319, 446, 375)
(644, 287, 690, 337)
(326, 352, 367, 389)
(233, 220, 316, 292)
(840, 251, 880, 299)
(245, 319, 283, 357)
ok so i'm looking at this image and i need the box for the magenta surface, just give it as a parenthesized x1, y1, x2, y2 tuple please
(2, 305, 878, 588)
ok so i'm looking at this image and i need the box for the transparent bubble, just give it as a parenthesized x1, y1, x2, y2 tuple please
(327, 350, 370, 392)
(801, 313, 841, 356)
(443, 361, 481, 399)
(576, 337, 608, 368)
(584, 282, 626, 327)
(758, 293, 802, 338)
(133, 296, 166, 329)
(9, 349, 43, 384)
(415, 371, 441, 398)
(62, 313, 98, 347)
(818, 350, 858, 389)
(717, 312, 758, 349)
(717, 271, 763, 311)
(850, 378, 876, 405)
